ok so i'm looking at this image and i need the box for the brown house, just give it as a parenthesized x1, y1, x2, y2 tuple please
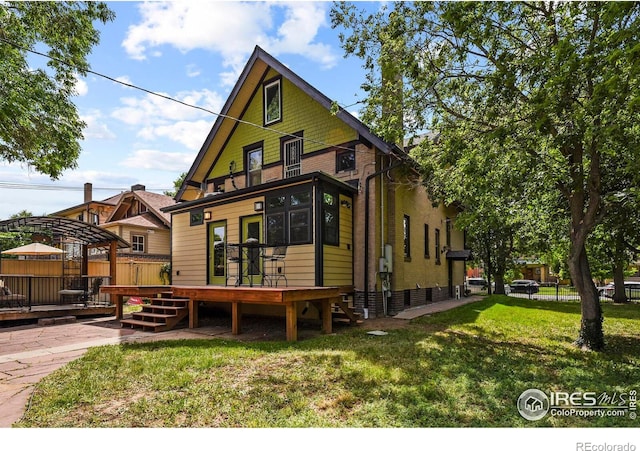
(52, 183, 175, 262)
(164, 46, 469, 318)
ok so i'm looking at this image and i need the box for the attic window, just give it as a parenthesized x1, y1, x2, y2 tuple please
(264, 78, 281, 125)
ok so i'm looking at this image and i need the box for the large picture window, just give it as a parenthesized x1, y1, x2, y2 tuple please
(264, 78, 281, 125)
(265, 187, 312, 246)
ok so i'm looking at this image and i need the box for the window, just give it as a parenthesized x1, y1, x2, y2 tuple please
(264, 78, 281, 125)
(265, 187, 312, 246)
(190, 208, 204, 226)
(424, 224, 430, 258)
(446, 218, 451, 247)
(246, 146, 262, 187)
(403, 215, 411, 259)
(322, 192, 339, 246)
(435, 228, 441, 265)
(283, 135, 303, 178)
(336, 148, 356, 172)
(132, 235, 145, 253)
(210, 222, 226, 279)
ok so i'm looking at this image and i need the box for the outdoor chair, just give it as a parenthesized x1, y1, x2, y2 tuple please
(261, 245, 288, 287)
(80, 277, 104, 306)
(225, 244, 241, 286)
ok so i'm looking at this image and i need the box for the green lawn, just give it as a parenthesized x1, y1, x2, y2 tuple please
(15, 296, 640, 427)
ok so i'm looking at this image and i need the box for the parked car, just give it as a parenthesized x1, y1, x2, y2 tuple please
(509, 279, 540, 294)
(599, 281, 640, 299)
(466, 278, 488, 289)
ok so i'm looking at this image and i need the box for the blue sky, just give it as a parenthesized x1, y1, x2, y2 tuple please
(0, 1, 378, 220)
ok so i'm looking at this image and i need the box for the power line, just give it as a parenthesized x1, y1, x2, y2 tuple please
(0, 36, 366, 154)
(0, 182, 171, 192)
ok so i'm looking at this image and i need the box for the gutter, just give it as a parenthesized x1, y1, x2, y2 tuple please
(364, 160, 403, 311)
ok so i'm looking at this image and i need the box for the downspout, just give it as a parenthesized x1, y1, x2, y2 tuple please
(364, 160, 403, 312)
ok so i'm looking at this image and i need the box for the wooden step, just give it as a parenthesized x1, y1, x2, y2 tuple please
(132, 312, 176, 320)
(121, 318, 168, 332)
(121, 297, 190, 333)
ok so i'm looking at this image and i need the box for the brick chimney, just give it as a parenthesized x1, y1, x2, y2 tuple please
(84, 183, 92, 202)
(131, 184, 146, 191)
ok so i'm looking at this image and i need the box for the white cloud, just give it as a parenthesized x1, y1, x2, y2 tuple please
(74, 74, 89, 96)
(81, 111, 117, 140)
(111, 88, 221, 149)
(120, 149, 196, 171)
(186, 64, 201, 78)
(122, 1, 337, 85)
(115, 75, 134, 87)
(138, 119, 213, 150)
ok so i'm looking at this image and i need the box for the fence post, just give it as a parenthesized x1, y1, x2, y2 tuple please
(556, 282, 559, 302)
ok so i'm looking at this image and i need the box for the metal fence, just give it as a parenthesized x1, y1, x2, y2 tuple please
(506, 282, 613, 302)
(0, 274, 111, 309)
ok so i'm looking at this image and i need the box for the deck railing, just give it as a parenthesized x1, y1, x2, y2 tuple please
(0, 274, 111, 309)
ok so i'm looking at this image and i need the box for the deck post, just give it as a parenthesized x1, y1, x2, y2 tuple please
(232, 302, 242, 335)
(285, 302, 297, 341)
(189, 299, 199, 328)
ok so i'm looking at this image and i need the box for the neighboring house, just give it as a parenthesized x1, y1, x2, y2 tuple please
(52, 183, 175, 262)
(514, 258, 551, 283)
(163, 46, 469, 318)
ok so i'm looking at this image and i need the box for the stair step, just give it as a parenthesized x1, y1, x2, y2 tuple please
(132, 312, 176, 319)
(121, 318, 167, 331)
(142, 305, 188, 312)
(333, 317, 364, 325)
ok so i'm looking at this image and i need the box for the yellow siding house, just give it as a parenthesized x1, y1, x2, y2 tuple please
(164, 47, 469, 318)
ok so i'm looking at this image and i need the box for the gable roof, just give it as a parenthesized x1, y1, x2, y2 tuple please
(176, 45, 404, 202)
(106, 189, 175, 228)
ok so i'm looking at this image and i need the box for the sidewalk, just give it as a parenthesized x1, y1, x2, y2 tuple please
(0, 296, 484, 427)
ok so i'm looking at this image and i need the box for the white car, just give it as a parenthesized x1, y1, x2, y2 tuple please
(599, 281, 640, 299)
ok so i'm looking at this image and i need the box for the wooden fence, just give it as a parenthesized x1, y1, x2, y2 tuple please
(0, 259, 166, 285)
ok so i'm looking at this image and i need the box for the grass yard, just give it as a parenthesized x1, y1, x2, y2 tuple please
(15, 296, 640, 427)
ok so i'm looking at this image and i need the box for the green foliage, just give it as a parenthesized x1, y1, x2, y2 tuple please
(0, 2, 114, 178)
(332, 1, 640, 349)
(163, 172, 186, 198)
(16, 297, 640, 427)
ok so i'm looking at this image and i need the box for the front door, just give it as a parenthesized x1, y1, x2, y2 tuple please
(241, 215, 263, 285)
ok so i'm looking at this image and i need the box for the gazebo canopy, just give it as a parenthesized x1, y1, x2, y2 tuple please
(0, 216, 129, 249)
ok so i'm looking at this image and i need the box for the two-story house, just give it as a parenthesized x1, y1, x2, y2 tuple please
(52, 183, 175, 263)
(164, 46, 469, 319)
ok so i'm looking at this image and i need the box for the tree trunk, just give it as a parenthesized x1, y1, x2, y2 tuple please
(612, 261, 628, 304)
(612, 232, 628, 304)
(569, 242, 604, 351)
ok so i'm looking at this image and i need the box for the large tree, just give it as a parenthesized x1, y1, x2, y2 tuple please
(332, 1, 640, 350)
(0, 2, 114, 178)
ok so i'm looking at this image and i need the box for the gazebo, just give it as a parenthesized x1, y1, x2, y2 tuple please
(0, 216, 129, 309)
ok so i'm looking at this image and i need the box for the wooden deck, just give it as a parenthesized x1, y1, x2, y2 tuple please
(0, 304, 116, 323)
(101, 285, 339, 341)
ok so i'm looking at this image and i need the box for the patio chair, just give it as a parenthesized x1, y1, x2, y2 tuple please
(225, 244, 241, 286)
(262, 245, 288, 287)
(80, 277, 104, 306)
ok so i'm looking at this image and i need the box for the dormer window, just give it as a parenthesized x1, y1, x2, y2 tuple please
(264, 78, 281, 125)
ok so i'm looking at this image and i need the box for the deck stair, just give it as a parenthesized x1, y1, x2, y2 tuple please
(332, 286, 363, 325)
(120, 294, 189, 332)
